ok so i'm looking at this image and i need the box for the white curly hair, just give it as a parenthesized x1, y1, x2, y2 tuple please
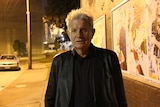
(65, 8, 94, 30)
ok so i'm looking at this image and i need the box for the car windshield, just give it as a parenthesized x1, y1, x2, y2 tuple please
(0, 55, 16, 60)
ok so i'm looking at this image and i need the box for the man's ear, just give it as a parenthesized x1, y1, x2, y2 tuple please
(66, 29, 69, 35)
(66, 30, 71, 37)
(92, 28, 95, 37)
(66, 30, 71, 39)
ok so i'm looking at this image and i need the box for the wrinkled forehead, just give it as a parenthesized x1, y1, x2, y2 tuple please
(71, 18, 88, 26)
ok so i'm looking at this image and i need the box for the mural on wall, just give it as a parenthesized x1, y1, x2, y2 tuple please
(85, 0, 107, 15)
(92, 15, 106, 49)
(86, 0, 95, 6)
(112, 0, 160, 82)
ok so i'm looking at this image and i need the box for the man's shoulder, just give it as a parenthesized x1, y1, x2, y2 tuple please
(54, 50, 72, 60)
(94, 47, 116, 56)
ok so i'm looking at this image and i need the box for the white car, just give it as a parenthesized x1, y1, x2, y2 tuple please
(0, 54, 20, 71)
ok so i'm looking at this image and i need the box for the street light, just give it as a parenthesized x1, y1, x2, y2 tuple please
(26, 0, 32, 69)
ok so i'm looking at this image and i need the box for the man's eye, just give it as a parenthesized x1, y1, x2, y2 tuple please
(81, 29, 87, 32)
(71, 29, 76, 33)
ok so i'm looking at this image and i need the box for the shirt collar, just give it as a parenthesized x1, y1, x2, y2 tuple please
(71, 44, 95, 58)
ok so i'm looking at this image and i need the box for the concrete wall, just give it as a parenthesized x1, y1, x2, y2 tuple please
(81, 0, 160, 107)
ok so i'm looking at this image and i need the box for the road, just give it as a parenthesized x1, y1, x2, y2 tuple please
(0, 60, 26, 92)
(0, 59, 50, 107)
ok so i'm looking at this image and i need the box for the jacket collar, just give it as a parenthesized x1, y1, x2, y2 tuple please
(71, 43, 96, 57)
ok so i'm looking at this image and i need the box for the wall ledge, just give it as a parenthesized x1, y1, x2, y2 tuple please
(122, 72, 160, 89)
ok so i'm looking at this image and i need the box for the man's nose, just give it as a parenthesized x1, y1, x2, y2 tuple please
(76, 29, 83, 37)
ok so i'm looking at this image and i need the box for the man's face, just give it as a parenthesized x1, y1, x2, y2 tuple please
(68, 19, 94, 50)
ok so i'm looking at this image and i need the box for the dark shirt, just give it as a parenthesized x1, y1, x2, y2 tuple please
(69, 51, 95, 107)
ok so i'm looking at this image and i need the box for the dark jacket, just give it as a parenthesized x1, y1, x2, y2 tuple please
(45, 45, 127, 107)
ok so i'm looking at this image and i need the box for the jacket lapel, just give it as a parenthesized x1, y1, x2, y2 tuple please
(55, 52, 73, 107)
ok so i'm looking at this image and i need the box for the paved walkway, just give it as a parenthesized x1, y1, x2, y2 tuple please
(0, 60, 51, 107)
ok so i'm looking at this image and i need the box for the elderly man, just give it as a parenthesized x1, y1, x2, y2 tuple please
(45, 8, 127, 107)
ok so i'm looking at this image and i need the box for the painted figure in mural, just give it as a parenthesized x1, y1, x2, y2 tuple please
(129, 21, 145, 75)
(128, 4, 148, 76)
(150, 0, 160, 80)
(151, 21, 160, 79)
(115, 28, 125, 70)
(45, 8, 127, 107)
(130, 48, 144, 75)
(153, 24, 160, 58)
(117, 26, 127, 70)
